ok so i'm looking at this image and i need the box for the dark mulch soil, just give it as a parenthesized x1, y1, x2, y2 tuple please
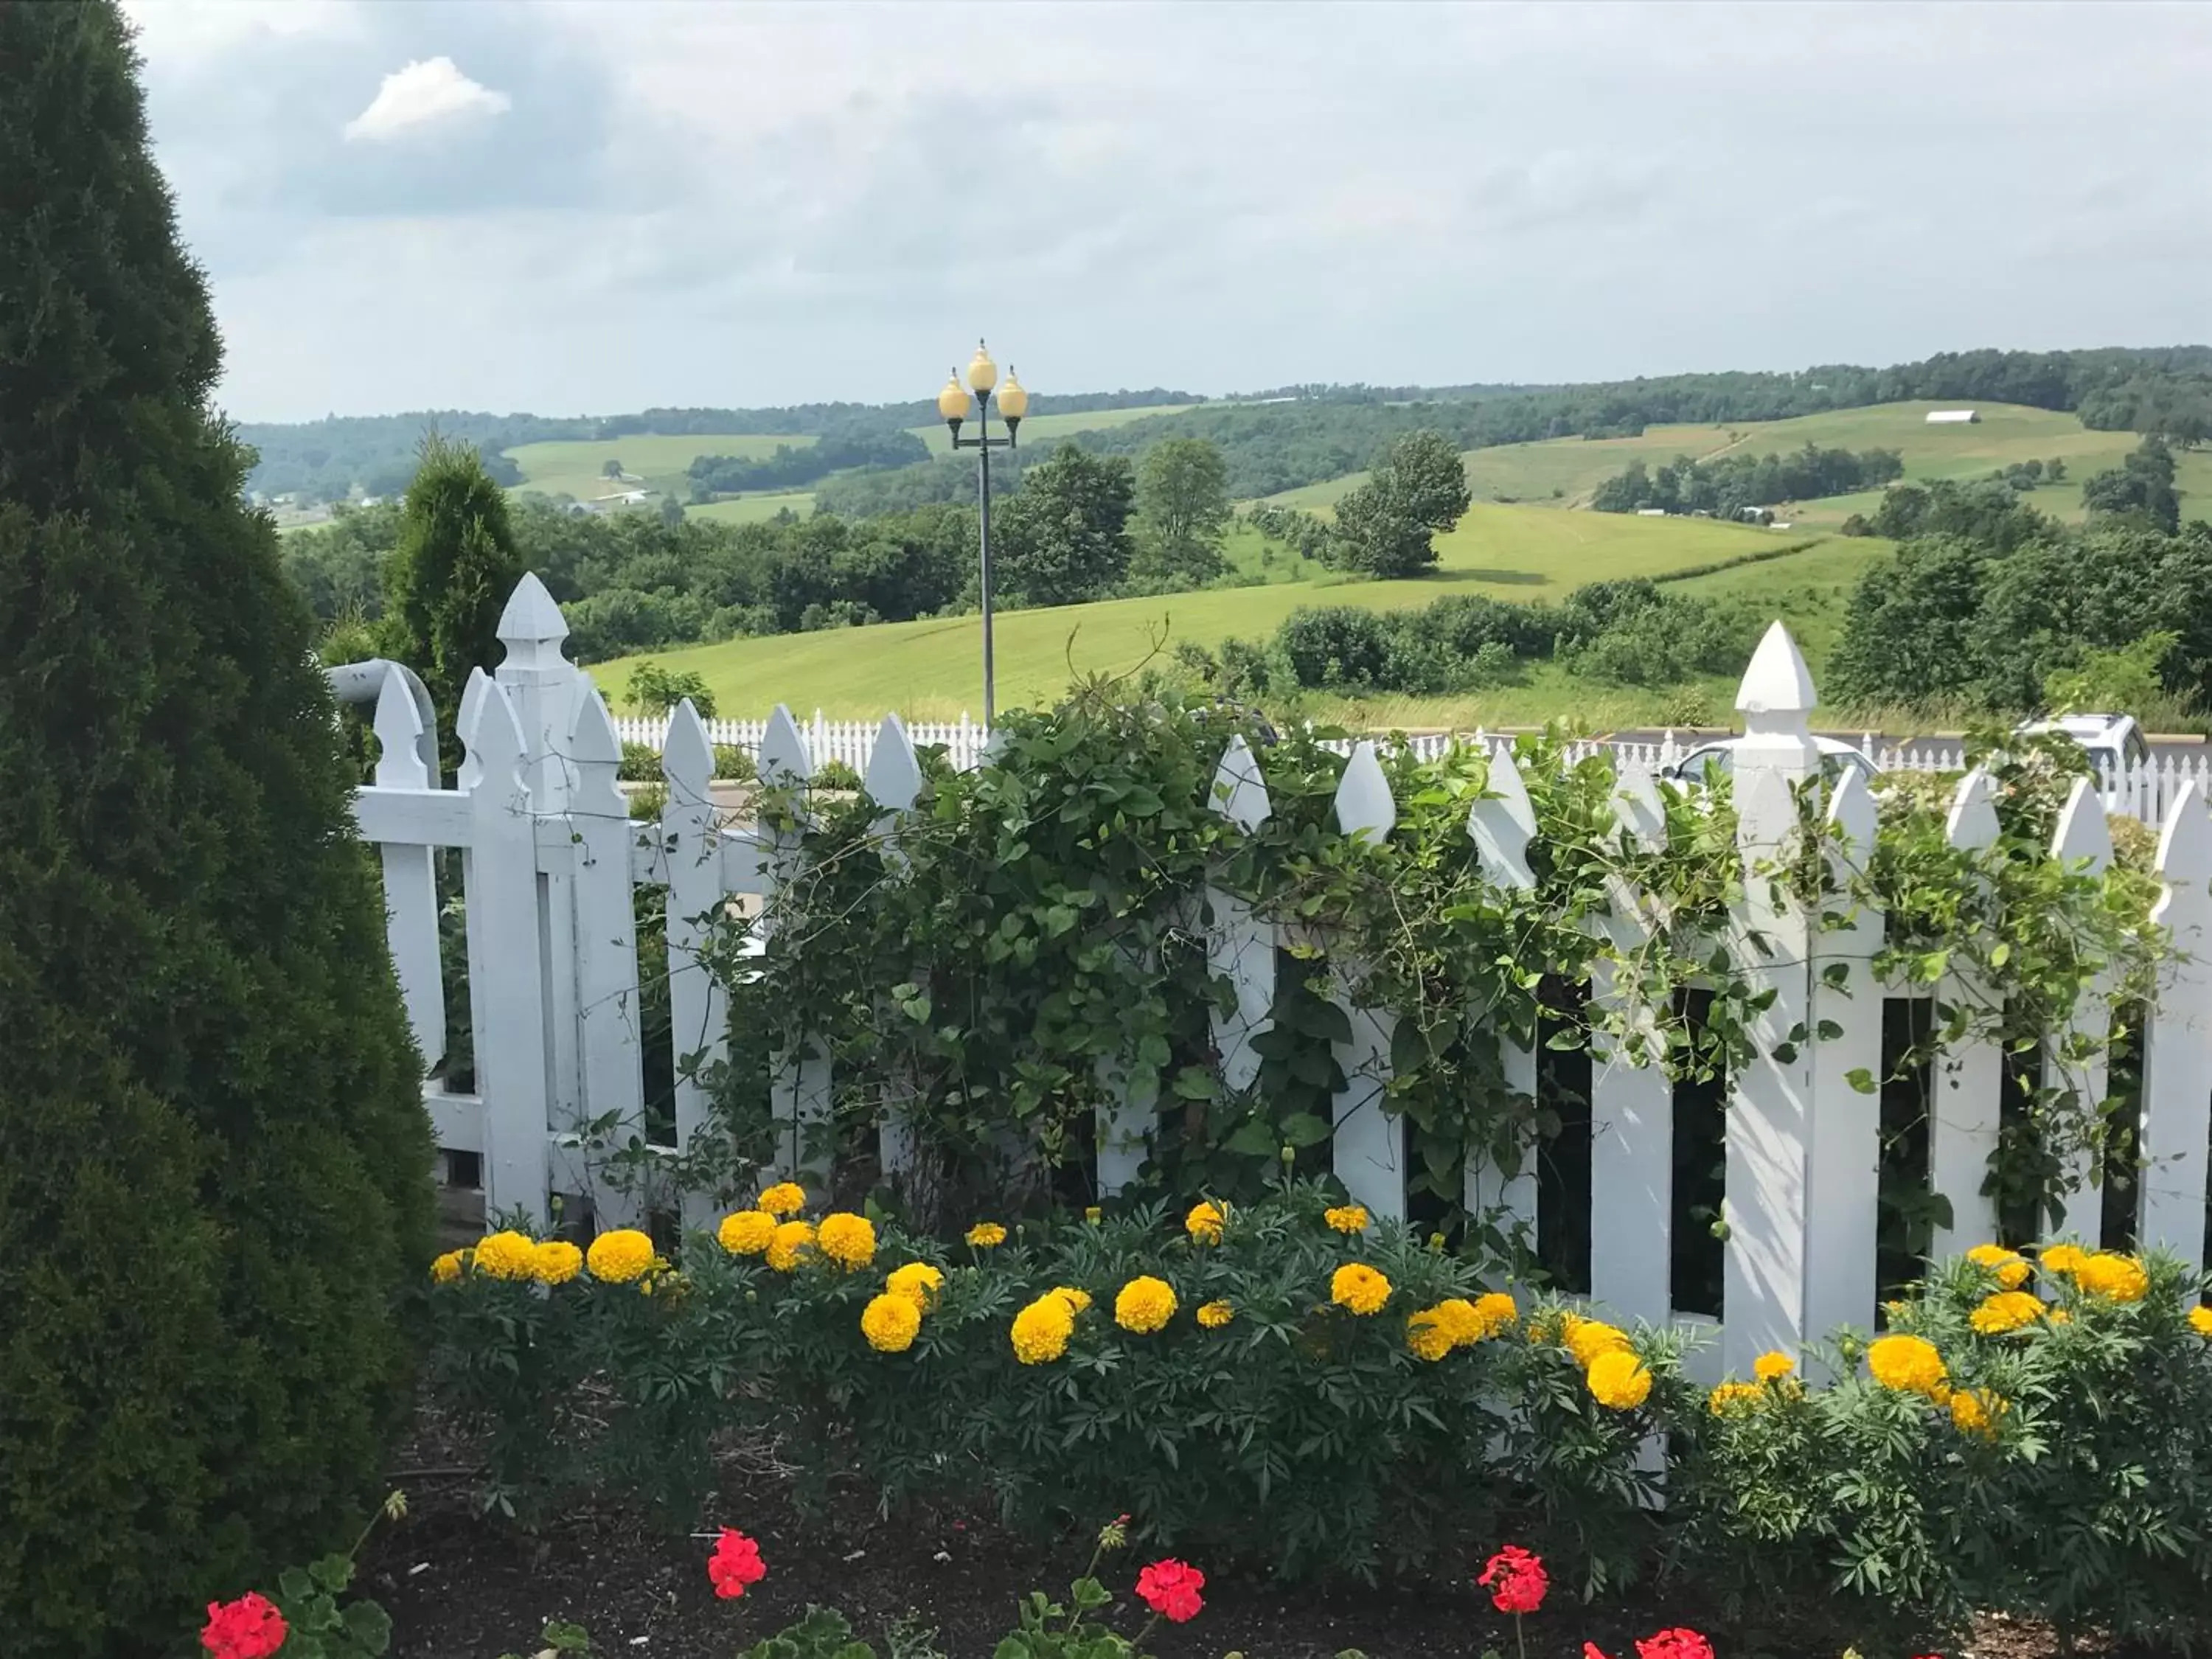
(364, 1416, 2101, 1659)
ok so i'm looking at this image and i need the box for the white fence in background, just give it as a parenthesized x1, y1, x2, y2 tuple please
(608, 715, 2210, 827)
(357, 576, 2212, 1382)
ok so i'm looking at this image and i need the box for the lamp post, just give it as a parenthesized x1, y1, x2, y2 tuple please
(939, 340, 1027, 726)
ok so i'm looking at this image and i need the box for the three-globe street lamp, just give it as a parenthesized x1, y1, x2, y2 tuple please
(937, 341, 1028, 726)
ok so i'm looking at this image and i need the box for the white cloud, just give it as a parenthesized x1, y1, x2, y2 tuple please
(343, 57, 510, 143)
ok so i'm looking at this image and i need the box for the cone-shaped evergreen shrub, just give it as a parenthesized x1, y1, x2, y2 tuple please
(0, 7, 435, 1653)
(380, 433, 523, 775)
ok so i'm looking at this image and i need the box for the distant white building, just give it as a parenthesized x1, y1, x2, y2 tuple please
(1926, 409, 1980, 425)
(1635, 507, 1669, 517)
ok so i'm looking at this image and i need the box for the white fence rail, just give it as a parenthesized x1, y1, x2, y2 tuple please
(609, 716, 2209, 826)
(356, 576, 2212, 1384)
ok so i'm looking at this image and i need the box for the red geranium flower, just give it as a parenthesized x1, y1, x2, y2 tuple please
(202, 1592, 287, 1659)
(1134, 1558, 1206, 1623)
(1478, 1544, 1549, 1615)
(707, 1528, 768, 1600)
(1585, 1646, 1614, 1659)
(1635, 1630, 1715, 1659)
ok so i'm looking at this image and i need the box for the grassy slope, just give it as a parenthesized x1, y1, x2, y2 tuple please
(588, 504, 1812, 719)
(1263, 401, 2212, 526)
(507, 432, 813, 504)
(687, 491, 818, 526)
(906, 403, 1194, 456)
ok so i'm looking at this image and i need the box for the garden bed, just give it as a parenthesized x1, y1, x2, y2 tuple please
(366, 1430, 2096, 1659)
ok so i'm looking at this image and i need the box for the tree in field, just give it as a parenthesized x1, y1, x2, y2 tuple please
(0, 7, 434, 1655)
(380, 432, 525, 771)
(1329, 430, 1471, 577)
(602, 456, 625, 479)
(1129, 437, 1231, 590)
(2081, 435, 2181, 534)
(992, 442, 1136, 605)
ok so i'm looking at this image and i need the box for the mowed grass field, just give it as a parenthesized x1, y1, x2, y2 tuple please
(588, 503, 1829, 720)
(1262, 401, 2212, 526)
(507, 432, 813, 504)
(686, 491, 817, 526)
(907, 403, 1193, 456)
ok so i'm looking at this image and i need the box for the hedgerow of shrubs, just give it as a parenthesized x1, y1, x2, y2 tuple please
(424, 1183, 2212, 1655)
(1178, 579, 1767, 699)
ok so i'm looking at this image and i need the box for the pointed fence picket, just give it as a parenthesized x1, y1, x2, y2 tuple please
(346, 575, 2212, 1364)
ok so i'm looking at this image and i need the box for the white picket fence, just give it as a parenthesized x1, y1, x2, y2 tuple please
(608, 716, 2209, 826)
(354, 575, 2212, 1382)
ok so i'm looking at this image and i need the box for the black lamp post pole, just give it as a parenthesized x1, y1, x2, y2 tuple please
(951, 390, 1017, 727)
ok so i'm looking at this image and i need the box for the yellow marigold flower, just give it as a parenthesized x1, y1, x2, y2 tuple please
(1011, 1293, 1076, 1364)
(1185, 1200, 1227, 1244)
(1753, 1350, 1796, 1382)
(586, 1228, 655, 1284)
(718, 1210, 777, 1256)
(2074, 1252, 2149, 1303)
(1197, 1300, 1234, 1329)
(757, 1181, 807, 1219)
(1950, 1387, 2005, 1438)
(2189, 1305, 2212, 1338)
(1114, 1275, 1178, 1334)
(532, 1240, 584, 1286)
(766, 1220, 816, 1271)
(431, 1250, 466, 1284)
(1469, 1291, 1518, 1340)
(886, 1262, 945, 1312)
(1586, 1349, 1653, 1410)
(474, 1230, 539, 1281)
(860, 1292, 922, 1354)
(1083, 1206, 1102, 1223)
(1330, 1262, 1391, 1316)
(1406, 1306, 1456, 1362)
(1324, 1203, 1371, 1235)
(1565, 1315, 1632, 1368)
(2048, 1307, 2072, 1324)
(2039, 1242, 2088, 1276)
(1050, 1285, 1093, 1314)
(1969, 1290, 2046, 1335)
(965, 1222, 1007, 1248)
(1867, 1332, 1947, 1396)
(1430, 1298, 1482, 1348)
(1708, 1380, 1764, 1414)
(1967, 1243, 2031, 1290)
(817, 1212, 877, 1271)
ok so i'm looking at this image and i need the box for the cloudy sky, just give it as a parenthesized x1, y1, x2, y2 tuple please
(125, 0, 2212, 425)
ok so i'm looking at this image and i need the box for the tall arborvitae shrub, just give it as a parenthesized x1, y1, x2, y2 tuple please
(0, 7, 434, 1654)
(380, 432, 524, 773)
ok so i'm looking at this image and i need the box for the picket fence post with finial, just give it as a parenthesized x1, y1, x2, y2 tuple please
(2048, 779, 2112, 1231)
(661, 698, 726, 1222)
(1723, 622, 1822, 1374)
(1207, 735, 1276, 1096)
(1805, 769, 1883, 1346)
(757, 704, 833, 1187)
(1328, 741, 1405, 1221)
(459, 666, 553, 1226)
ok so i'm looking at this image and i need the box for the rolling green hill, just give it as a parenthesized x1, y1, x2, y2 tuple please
(588, 502, 1830, 720)
(686, 490, 818, 526)
(507, 432, 813, 504)
(1264, 401, 2212, 526)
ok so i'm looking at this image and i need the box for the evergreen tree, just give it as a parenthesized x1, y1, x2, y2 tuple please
(0, 7, 434, 1654)
(380, 432, 524, 773)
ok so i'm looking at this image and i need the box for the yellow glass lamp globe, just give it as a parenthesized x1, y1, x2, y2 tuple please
(966, 340, 998, 395)
(997, 368, 1029, 421)
(936, 372, 970, 422)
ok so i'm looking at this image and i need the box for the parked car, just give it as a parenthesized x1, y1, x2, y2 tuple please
(2013, 712, 2149, 772)
(1660, 733, 1883, 788)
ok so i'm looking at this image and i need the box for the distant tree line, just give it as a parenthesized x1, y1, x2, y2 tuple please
(241, 345, 2212, 509)
(684, 426, 929, 497)
(1826, 439, 2211, 718)
(1590, 443, 1904, 518)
